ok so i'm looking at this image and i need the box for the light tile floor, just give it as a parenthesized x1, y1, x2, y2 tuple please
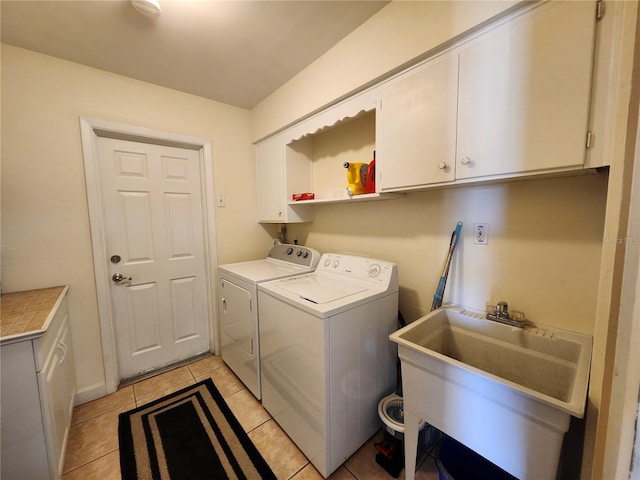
(62, 355, 440, 480)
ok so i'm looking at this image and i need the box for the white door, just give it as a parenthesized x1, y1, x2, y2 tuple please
(97, 137, 210, 379)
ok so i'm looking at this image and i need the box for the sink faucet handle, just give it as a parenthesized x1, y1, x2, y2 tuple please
(496, 301, 509, 318)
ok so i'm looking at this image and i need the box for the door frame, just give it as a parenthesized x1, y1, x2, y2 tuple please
(80, 117, 219, 394)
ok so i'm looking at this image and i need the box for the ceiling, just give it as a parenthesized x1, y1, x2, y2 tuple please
(1, 0, 389, 109)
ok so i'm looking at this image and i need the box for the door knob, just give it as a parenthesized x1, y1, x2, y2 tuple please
(112, 273, 132, 283)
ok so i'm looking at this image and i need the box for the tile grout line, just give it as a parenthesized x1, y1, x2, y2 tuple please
(62, 446, 119, 477)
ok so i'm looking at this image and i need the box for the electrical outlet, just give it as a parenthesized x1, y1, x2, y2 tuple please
(474, 223, 489, 245)
(216, 194, 225, 207)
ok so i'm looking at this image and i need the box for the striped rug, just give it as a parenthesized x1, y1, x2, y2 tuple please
(118, 379, 276, 480)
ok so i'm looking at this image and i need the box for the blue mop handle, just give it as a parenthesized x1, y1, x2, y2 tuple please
(450, 221, 463, 249)
(431, 222, 463, 311)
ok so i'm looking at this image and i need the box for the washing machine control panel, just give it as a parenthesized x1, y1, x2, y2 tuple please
(317, 254, 398, 288)
(268, 244, 320, 268)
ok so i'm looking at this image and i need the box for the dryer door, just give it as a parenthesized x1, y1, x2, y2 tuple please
(220, 278, 262, 399)
(220, 279, 253, 355)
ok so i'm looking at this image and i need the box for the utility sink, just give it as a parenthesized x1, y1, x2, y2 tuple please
(389, 306, 592, 480)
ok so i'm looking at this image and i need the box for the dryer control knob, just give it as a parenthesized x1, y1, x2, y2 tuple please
(333, 259, 340, 268)
(286, 247, 294, 255)
(368, 264, 381, 277)
(296, 250, 303, 257)
(324, 258, 331, 267)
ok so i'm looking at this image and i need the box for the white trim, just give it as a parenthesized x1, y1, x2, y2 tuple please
(79, 118, 219, 394)
(605, 109, 640, 479)
(74, 382, 109, 406)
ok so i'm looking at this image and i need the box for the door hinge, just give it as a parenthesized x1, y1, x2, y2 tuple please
(596, 1, 605, 21)
(586, 131, 594, 149)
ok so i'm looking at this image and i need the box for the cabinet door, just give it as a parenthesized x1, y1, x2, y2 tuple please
(456, 1, 596, 179)
(256, 135, 286, 222)
(59, 321, 76, 430)
(377, 54, 459, 191)
(38, 340, 67, 478)
(37, 316, 75, 479)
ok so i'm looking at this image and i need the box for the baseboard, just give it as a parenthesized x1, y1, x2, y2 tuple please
(74, 382, 108, 406)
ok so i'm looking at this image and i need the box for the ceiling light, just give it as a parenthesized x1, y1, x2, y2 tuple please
(131, 0, 161, 17)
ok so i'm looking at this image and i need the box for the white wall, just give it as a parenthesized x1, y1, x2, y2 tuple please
(0, 44, 272, 396)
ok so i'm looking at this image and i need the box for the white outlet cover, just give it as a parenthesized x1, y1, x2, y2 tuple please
(474, 223, 489, 245)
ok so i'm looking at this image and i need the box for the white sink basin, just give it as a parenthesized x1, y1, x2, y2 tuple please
(389, 306, 592, 480)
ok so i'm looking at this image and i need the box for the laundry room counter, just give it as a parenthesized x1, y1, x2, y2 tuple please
(0, 286, 68, 344)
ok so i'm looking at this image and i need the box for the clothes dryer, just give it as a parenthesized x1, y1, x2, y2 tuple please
(218, 244, 320, 399)
(258, 253, 398, 477)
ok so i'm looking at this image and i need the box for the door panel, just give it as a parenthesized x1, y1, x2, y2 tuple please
(127, 283, 161, 354)
(165, 193, 196, 259)
(118, 191, 155, 262)
(98, 137, 210, 379)
(170, 276, 200, 342)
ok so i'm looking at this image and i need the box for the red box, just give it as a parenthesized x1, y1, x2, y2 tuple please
(292, 193, 315, 201)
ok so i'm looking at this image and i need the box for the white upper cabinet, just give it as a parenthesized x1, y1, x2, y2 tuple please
(455, 1, 596, 179)
(256, 134, 313, 223)
(377, 54, 459, 190)
(376, 1, 596, 191)
(255, 1, 600, 214)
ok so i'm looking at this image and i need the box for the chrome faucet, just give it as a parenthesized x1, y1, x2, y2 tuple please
(486, 301, 527, 328)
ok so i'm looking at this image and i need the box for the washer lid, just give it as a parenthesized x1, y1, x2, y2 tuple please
(276, 275, 367, 304)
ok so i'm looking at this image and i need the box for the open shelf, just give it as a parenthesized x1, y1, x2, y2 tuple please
(288, 191, 404, 206)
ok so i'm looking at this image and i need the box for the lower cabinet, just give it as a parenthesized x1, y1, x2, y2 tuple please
(1, 288, 75, 480)
(38, 317, 76, 477)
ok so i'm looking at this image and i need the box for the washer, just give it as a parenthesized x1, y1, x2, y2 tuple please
(257, 253, 399, 478)
(218, 244, 320, 399)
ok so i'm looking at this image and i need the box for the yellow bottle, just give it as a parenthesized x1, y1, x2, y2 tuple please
(344, 162, 367, 195)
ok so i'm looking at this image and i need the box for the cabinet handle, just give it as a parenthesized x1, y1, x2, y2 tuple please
(461, 156, 471, 166)
(222, 298, 227, 315)
(58, 342, 67, 364)
(438, 162, 448, 170)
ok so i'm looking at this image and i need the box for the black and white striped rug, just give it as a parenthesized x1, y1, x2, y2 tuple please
(118, 379, 276, 480)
